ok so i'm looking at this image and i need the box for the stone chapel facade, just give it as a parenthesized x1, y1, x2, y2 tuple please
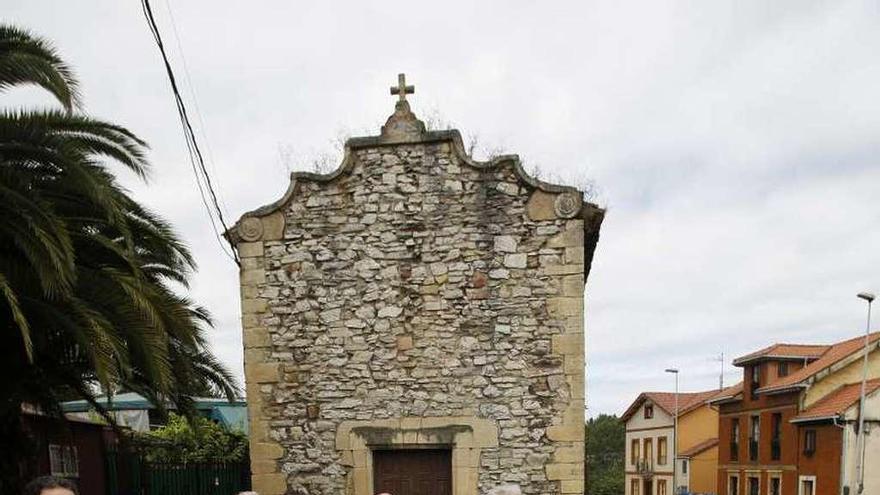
(229, 76, 604, 495)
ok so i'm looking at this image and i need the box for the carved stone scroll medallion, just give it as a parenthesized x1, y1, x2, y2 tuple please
(554, 192, 581, 219)
(239, 217, 264, 241)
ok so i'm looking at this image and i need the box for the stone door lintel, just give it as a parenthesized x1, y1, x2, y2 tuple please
(336, 417, 497, 495)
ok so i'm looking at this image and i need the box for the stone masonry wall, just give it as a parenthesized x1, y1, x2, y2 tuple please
(233, 129, 603, 495)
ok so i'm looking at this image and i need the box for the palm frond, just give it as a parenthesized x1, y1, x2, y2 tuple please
(0, 24, 80, 111)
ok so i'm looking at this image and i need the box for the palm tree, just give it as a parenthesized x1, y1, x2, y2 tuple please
(0, 25, 238, 491)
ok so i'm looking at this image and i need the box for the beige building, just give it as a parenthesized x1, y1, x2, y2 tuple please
(229, 75, 604, 495)
(622, 389, 725, 495)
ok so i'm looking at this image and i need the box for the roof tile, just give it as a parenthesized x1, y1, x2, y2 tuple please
(679, 437, 719, 457)
(793, 378, 880, 422)
(622, 389, 722, 422)
(733, 343, 829, 366)
(759, 332, 880, 393)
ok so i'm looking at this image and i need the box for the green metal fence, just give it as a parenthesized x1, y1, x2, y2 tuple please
(106, 451, 251, 495)
(144, 462, 250, 495)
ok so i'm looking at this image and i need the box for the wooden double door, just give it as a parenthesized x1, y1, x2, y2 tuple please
(372, 449, 452, 495)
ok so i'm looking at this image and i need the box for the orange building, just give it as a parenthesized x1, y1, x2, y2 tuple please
(711, 332, 880, 495)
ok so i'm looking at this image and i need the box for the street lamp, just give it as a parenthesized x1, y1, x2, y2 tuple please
(855, 291, 874, 494)
(665, 368, 680, 494)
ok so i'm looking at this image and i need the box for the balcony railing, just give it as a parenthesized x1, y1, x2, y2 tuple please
(636, 459, 654, 478)
(749, 439, 759, 461)
(770, 439, 781, 461)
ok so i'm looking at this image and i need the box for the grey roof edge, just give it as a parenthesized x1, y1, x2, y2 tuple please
(732, 354, 823, 366)
(225, 128, 605, 242)
(789, 414, 840, 424)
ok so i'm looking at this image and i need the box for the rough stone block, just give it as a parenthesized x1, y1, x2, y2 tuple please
(238, 241, 264, 258)
(243, 327, 271, 348)
(564, 246, 584, 265)
(251, 473, 287, 495)
(554, 444, 585, 463)
(561, 274, 584, 297)
(552, 334, 584, 355)
(251, 442, 284, 460)
(244, 348, 268, 364)
(560, 479, 585, 493)
(241, 298, 267, 314)
(546, 224, 584, 248)
(526, 190, 557, 221)
(546, 421, 583, 442)
(261, 212, 285, 241)
(246, 362, 281, 383)
(494, 235, 518, 253)
(249, 419, 268, 442)
(564, 352, 584, 375)
(547, 297, 584, 318)
(545, 462, 584, 480)
(504, 253, 527, 268)
(543, 264, 584, 276)
(241, 269, 266, 285)
(250, 459, 278, 474)
(397, 335, 414, 351)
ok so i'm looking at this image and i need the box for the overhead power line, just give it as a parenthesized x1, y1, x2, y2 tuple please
(140, 0, 240, 265)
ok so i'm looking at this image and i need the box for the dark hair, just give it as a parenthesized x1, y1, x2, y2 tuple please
(23, 476, 78, 495)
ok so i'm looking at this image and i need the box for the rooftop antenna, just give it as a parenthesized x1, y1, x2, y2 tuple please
(711, 352, 725, 390)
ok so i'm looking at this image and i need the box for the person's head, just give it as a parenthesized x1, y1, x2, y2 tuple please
(23, 476, 78, 495)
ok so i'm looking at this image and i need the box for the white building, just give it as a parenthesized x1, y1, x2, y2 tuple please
(622, 390, 722, 495)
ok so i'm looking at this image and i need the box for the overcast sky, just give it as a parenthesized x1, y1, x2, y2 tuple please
(6, 0, 880, 417)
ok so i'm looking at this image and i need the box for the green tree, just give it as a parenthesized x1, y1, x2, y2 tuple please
(136, 413, 248, 463)
(0, 24, 238, 491)
(585, 414, 625, 495)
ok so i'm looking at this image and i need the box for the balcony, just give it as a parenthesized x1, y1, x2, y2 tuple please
(749, 440, 759, 462)
(636, 459, 654, 478)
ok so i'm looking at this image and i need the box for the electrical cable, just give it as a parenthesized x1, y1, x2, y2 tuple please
(141, 0, 240, 265)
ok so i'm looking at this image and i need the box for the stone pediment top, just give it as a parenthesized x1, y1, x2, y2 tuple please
(379, 73, 426, 143)
(379, 100, 427, 143)
(227, 128, 601, 232)
(226, 73, 605, 255)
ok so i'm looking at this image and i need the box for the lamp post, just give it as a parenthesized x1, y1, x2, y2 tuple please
(665, 368, 680, 494)
(856, 291, 874, 494)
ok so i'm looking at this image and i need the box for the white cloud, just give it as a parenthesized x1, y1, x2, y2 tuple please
(5, 0, 879, 416)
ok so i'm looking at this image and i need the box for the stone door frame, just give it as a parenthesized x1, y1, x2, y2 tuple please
(336, 417, 498, 495)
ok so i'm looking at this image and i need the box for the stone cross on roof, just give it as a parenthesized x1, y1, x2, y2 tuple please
(390, 73, 414, 102)
(379, 73, 425, 141)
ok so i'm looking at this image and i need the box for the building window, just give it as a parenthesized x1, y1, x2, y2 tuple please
(803, 429, 816, 456)
(658, 479, 667, 495)
(658, 436, 668, 465)
(682, 459, 688, 474)
(631, 478, 640, 495)
(771, 413, 782, 461)
(731, 418, 740, 461)
(751, 365, 761, 399)
(769, 476, 781, 495)
(729, 474, 740, 495)
(777, 362, 789, 377)
(645, 403, 654, 419)
(748, 476, 760, 495)
(644, 438, 653, 467)
(48, 445, 79, 477)
(631, 439, 640, 465)
(749, 415, 760, 461)
(798, 476, 815, 495)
